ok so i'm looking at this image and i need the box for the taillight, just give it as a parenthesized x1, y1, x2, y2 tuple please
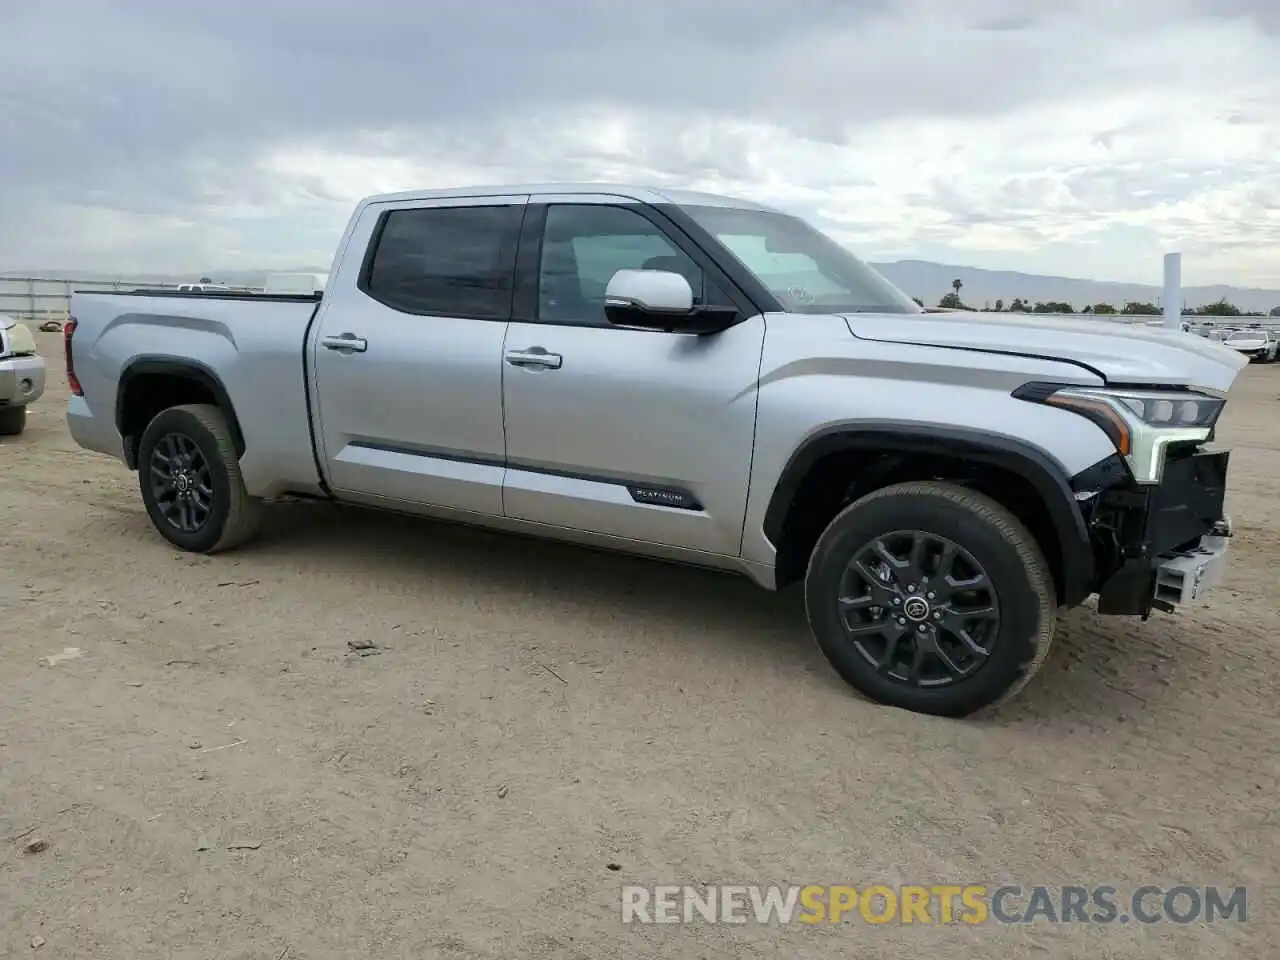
(64, 318, 83, 396)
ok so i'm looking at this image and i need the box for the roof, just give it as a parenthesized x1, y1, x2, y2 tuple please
(358, 182, 783, 213)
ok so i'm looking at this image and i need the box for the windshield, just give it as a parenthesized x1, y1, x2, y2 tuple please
(678, 204, 921, 315)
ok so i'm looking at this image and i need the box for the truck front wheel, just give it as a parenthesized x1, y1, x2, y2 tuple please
(804, 480, 1056, 717)
(137, 403, 262, 553)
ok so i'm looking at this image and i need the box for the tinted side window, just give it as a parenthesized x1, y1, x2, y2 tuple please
(537, 204, 728, 326)
(363, 205, 521, 319)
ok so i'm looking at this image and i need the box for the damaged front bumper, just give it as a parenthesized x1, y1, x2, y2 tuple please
(1073, 447, 1232, 617)
(1152, 518, 1232, 607)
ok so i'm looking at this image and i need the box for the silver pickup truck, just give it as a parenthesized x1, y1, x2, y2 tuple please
(65, 184, 1247, 717)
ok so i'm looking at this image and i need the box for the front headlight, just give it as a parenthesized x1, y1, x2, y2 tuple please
(3, 322, 38, 357)
(1014, 384, 1223, 484)
(1105, 389, 1223, 428)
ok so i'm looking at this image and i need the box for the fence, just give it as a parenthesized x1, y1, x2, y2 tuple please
(4, 274, 1276, 336)
(0, 276, 259, 324)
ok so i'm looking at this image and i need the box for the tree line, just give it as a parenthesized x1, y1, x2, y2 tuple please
(912, 278, 1280, 318)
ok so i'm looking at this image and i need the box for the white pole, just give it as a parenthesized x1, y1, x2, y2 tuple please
(1162, 253, 1182, 329)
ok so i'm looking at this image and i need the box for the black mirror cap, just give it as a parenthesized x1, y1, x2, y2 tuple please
(604, 303, 739, 335)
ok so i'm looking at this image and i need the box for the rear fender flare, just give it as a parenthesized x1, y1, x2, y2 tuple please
(116, 357, 244, 468)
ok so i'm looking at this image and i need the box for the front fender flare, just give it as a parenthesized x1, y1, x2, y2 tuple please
(763, 422, 1096, 607)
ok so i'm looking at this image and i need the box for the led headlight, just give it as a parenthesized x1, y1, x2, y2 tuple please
(1113, 392, 1221, 428)
(1014, 384, 1224, 484)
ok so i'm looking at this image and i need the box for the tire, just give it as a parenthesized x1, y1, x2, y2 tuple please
(0, 405, 26, 436)
(804, 480, 1056, 718)
(137, 403, 261, 553)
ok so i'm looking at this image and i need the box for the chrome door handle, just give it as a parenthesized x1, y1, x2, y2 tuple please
(321, 333, 368, 353)
(505, 347, 562, 369)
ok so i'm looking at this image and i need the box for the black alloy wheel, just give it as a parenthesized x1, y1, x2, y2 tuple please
(839, 530, 1000, 687)
(149, 431, 216, 534)
(804, 481, 1056, 717)
(136, 403, 262, 553)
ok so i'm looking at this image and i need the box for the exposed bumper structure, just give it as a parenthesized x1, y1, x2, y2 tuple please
(1077, 447, 1232, 617)
(1153, 519, 1231, 607)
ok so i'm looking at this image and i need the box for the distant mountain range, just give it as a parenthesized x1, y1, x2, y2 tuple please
(7, 260, 1280, 313)
(871, 260, 1280, 314)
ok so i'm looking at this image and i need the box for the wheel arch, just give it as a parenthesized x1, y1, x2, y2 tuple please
(763, 422, 1095, 606)
(116, 357, 245, 469)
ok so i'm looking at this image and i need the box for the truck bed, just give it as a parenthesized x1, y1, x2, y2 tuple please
(66, 290, 327, 498)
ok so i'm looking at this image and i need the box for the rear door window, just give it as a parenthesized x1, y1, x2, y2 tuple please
(363, 205, 523, 319)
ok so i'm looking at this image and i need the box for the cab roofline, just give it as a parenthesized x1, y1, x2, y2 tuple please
(357, 182, 784, 213)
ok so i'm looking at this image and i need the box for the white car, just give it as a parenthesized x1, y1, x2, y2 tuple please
(0, 314, 46, 435)
(1223, 328, 1278, 363)
(176, 282, 231, 292)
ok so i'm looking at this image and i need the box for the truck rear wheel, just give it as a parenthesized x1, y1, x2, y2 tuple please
(0, 405, 26, 436)
(137, 403, 261, 553)
(804, 480, 1056, 717)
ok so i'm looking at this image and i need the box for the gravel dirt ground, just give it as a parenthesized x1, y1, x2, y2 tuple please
(2, 330, 1277, 959)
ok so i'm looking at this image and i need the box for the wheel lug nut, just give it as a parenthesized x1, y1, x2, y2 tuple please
(917, 624, 927, 633)
(927, 592, 935, 599)
(897, 616, 906, 625)
(907, 585, 916, 593)
(892, 598, 900, 605)
(933, 611, 942, 620)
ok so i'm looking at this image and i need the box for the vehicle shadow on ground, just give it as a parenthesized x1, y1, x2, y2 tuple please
(256, 498, 825, 650)
(203, 499, 1208, 724)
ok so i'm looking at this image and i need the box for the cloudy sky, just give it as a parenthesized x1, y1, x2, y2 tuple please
(1, 0, 1277, 286)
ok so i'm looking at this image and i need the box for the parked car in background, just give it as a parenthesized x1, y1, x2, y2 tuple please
(65, 183, 1247, 717)
(0, 314, 46, 435)
(1223, 328, 1277, 363)
(177, 281, 231, 293)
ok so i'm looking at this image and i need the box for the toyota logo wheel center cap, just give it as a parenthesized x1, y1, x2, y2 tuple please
(903, 596, 931, 621)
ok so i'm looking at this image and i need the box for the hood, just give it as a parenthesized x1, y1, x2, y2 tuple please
(844, 311, 1248, 394)
(0, 315, 38, 357)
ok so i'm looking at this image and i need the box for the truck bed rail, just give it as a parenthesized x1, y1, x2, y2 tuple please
(75, 289, 323, 303)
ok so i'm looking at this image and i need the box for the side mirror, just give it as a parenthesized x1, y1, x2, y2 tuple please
(604, 269, 738, 335)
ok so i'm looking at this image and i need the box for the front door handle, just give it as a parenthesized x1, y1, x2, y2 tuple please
(505, 346, 562, 370)
(321, 333, 368, 353)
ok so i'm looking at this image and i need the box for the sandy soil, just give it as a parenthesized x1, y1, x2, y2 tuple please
(2, 331, 1277, 959)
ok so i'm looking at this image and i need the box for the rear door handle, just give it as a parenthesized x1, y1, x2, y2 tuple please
(321, 333, 368, 353)
(505, 346, 562, 369)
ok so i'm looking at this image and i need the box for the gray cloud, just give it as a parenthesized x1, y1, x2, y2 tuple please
(0, 0, 1202, 185)
(1, 0, 1277, 282)
(1193, 0, 1280, 32)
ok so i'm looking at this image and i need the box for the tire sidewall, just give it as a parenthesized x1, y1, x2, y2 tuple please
(137, 408, 233, 552)
(805, 490, 1048, 717)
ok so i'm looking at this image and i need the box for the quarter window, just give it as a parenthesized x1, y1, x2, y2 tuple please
(363, 204, 522, 319)
(536, 204, 727, 326)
